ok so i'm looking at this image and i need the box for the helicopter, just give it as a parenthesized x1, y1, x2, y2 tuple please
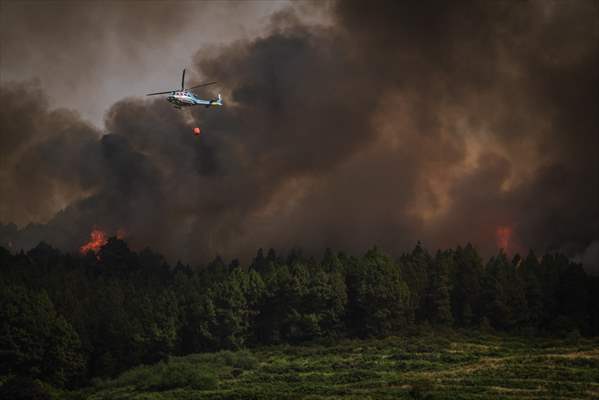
(146, 69, 223, 109)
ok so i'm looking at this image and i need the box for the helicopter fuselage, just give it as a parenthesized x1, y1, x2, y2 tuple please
(146, 69, 222, 109)
(167, 91, 222, 108)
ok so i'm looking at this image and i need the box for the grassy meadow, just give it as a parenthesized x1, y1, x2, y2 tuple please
(53, 331, 599, 400)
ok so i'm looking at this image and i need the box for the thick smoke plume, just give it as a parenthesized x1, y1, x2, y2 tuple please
(1, 1, 597, 267)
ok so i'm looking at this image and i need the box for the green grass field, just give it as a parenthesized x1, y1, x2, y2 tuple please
(65, 332, 599, 400)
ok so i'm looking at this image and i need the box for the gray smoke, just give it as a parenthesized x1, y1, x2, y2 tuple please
(1, 1, 597, 269)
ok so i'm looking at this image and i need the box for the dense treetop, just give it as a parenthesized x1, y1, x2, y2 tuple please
(1, 239, 597, 388)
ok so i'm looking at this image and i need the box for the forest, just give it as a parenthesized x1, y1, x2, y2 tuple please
(1, 238, 598, 395)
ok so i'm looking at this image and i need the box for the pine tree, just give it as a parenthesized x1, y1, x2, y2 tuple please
(451, 244, 483, 326)
(482, 251, 528, 330)
(426, 251, 453, 326)
(482, 253, 507, 329)
(321, 248, 343, 272)
(346, 247, 411, 337)
(400, 242, 432, 323)
(520, 250, 543, 327)
(0, 285, 85, 387)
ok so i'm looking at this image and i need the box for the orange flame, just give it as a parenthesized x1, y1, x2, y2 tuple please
(80, 229, 108, 254)
(496, 226, 512, 251)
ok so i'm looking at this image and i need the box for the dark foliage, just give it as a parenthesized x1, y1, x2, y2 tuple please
(0, 239, 596, 389)
(0, 376, 51, 400)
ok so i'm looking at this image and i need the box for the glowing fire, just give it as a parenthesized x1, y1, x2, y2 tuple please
(80, 229, 108, 254)
(496, 226, 512, 251)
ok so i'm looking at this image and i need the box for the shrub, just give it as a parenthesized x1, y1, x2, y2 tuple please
(219, 350, 259, 370)
(154, 362, 218, 390)
(335, 369, 379, 384)
(409, 380, 434, 400)
(105, 361, 218, 391)
(232, 350, 259, 370)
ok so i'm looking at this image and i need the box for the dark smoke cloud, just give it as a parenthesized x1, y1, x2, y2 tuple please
(1, 1, 597, 270)
(0, 0, 287, 125)
(0, 1, 192, 93)
(325, 0, 599, 256)
(577, 240, 599, 276)
(0, 81, 102, 226)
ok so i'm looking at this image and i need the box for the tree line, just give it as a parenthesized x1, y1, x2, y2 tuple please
(1, 239, 597, 388)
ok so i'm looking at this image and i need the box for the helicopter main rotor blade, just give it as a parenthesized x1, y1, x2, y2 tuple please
(146, 90, 176, 96)
(186, 81, 217, 90)
(181, 69, 186, 90)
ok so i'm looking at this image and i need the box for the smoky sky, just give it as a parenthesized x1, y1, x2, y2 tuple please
(1, 0, 598, 271)
(0, 0, 293, 125)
